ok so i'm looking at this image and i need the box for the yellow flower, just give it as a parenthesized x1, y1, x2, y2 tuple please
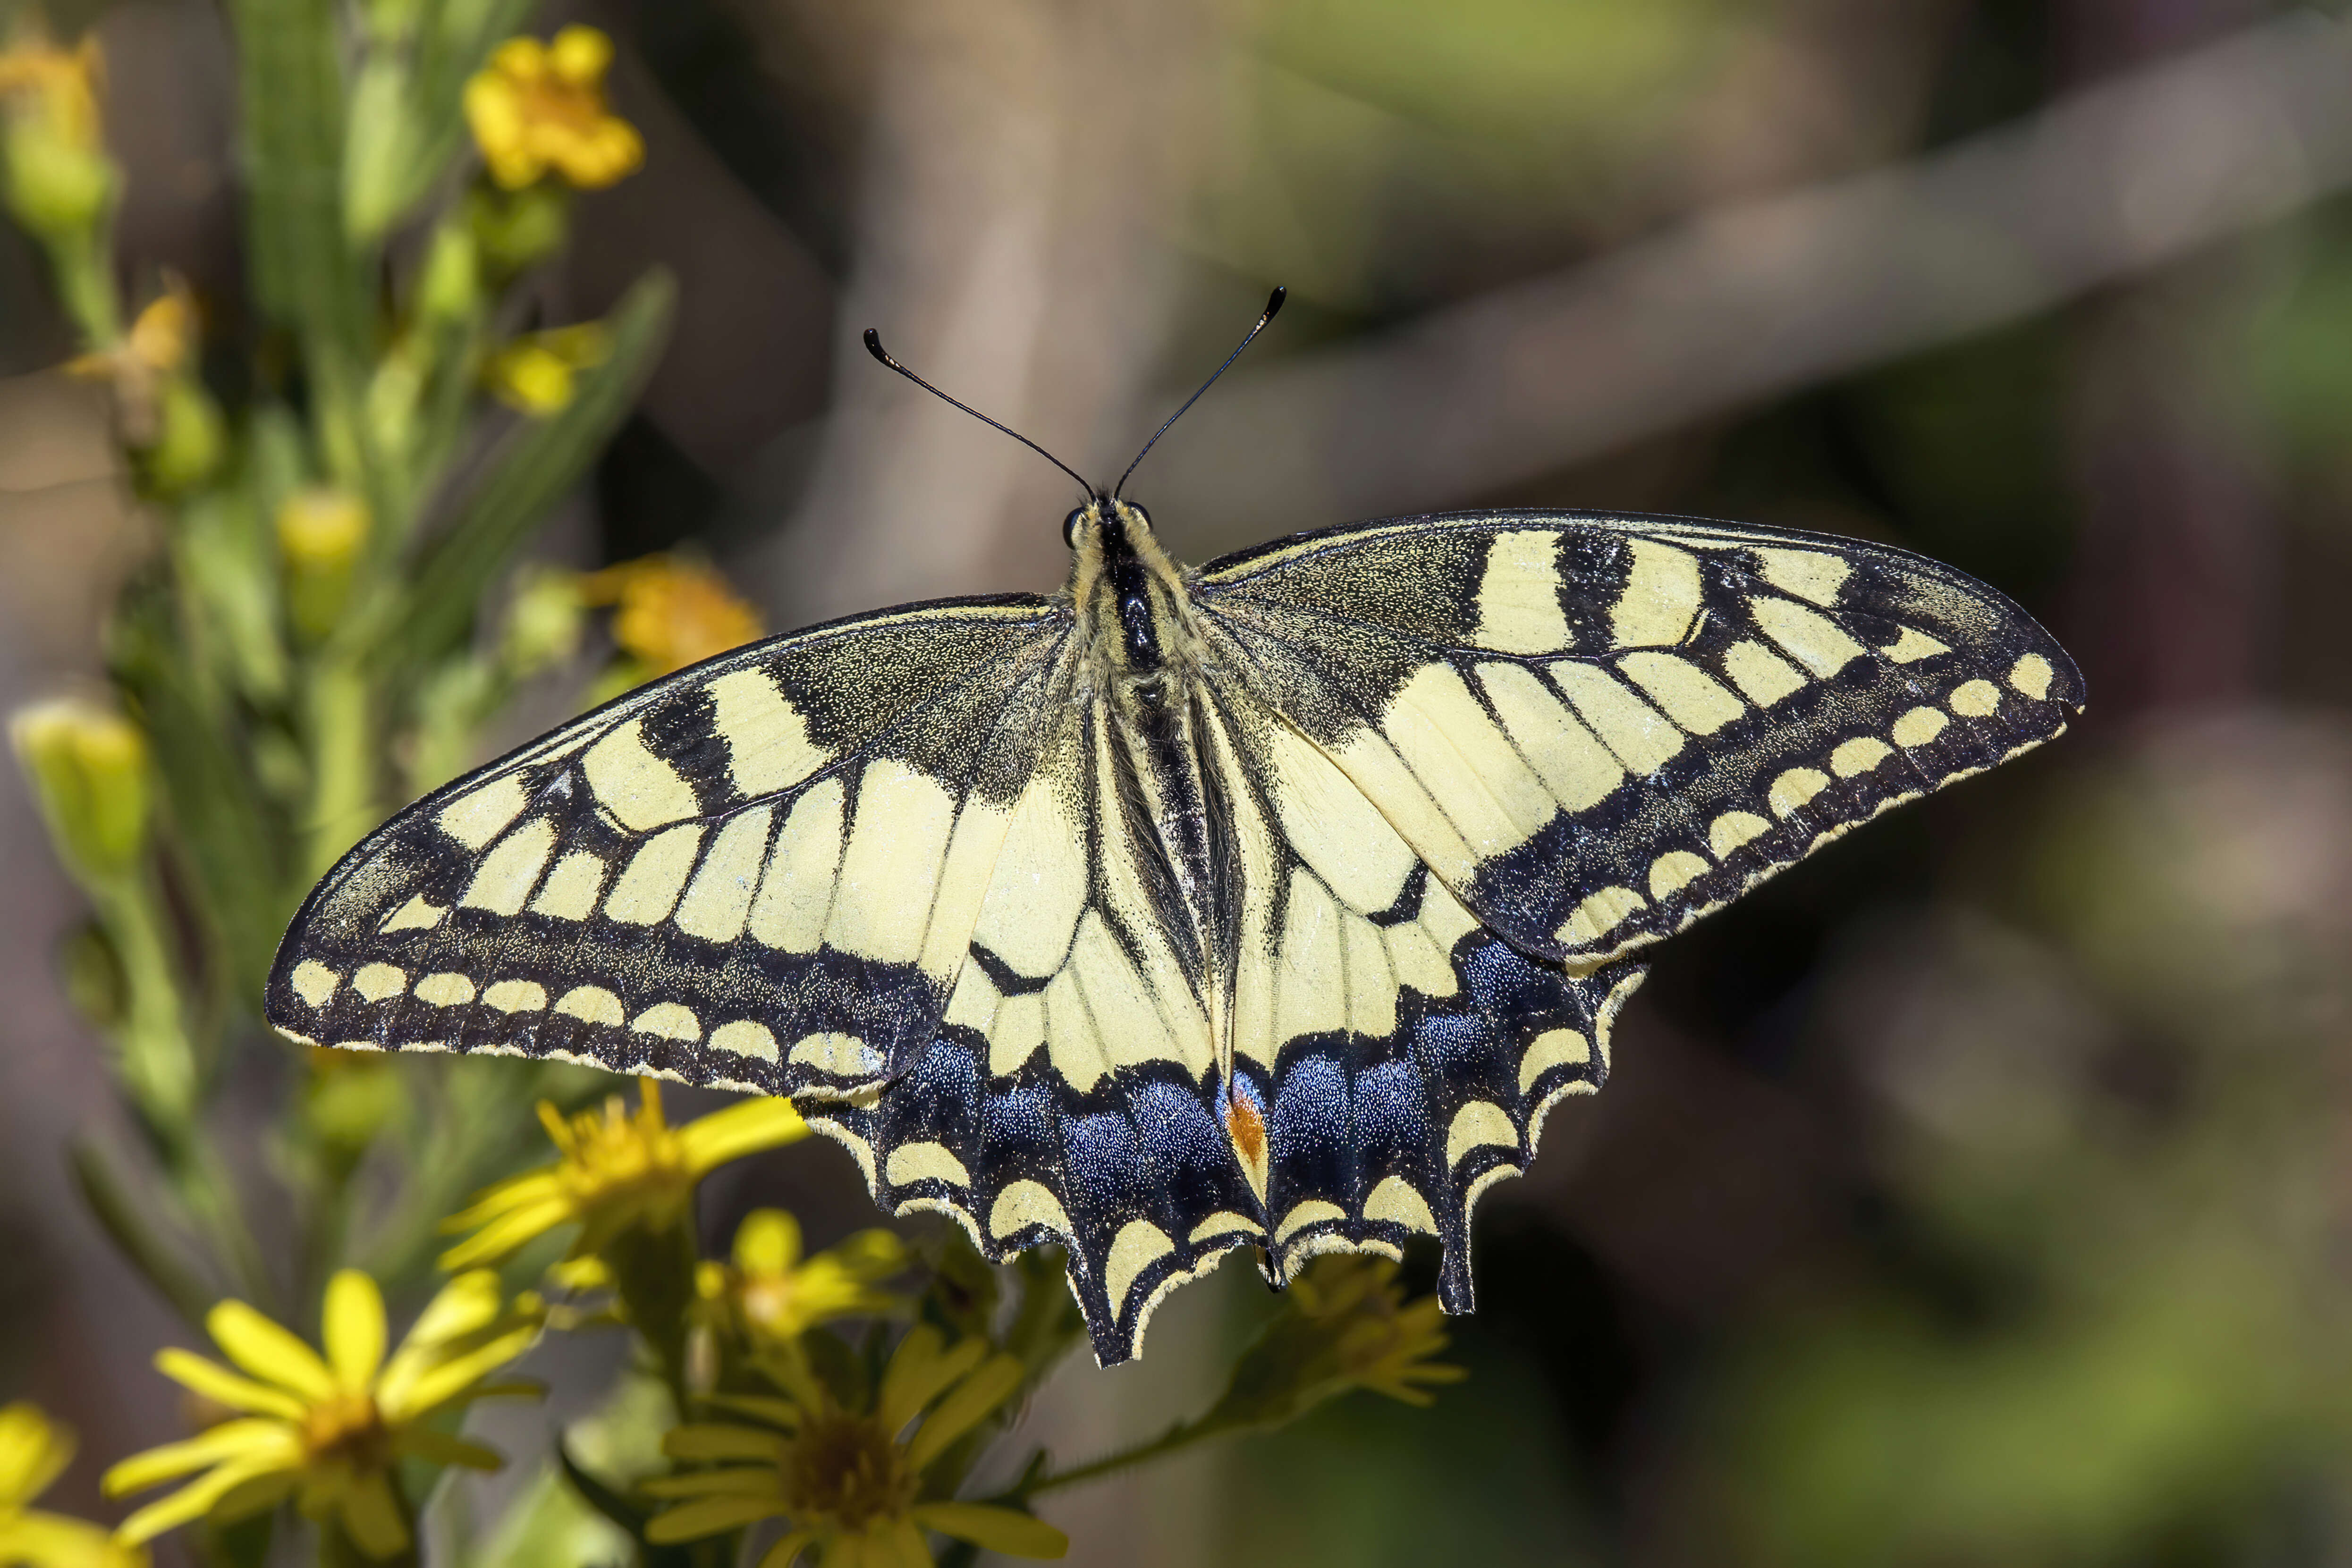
(275, 487, 373, 641)
(0, 28, 110, 241)
(0, 1402, 145, 1568)
(103, 1270, 541, 1558)
(581, 554, 764, 680)
(0, 30, 101, 148)
(646, 1325, 1066, 1566)
(63, 285, 195, 448)
(482, 321, 608, 415)
(440, 1079, 808, 1272)
(1285, 1255, 1466, 1408)
(464, 27, 643, 191)
(10, 697, 151, 884)
(276, 487, 371, 572)
(697, 1209, 908, 1348)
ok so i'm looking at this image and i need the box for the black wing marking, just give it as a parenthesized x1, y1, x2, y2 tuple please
(803, 681, 1646, 1366)
(265, 595, 1071, 1100)
(1197, 509, 2084, 962)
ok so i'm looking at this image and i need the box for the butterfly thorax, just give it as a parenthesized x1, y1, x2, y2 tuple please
(1068, 500, 1245, 1104)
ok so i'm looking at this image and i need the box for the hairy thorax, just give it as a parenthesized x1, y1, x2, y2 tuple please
(1067, 499, 1230, 1010)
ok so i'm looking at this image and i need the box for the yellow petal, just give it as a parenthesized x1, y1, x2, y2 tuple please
(405, 1271, 504, 1347)
(547, 25, 611, 84)
(103, 1421, 297, 1497)
(488, 38, 545, 80)
(912, 1502, 1068, 1560)
(640, 1468, 782, 1499)
(692, 1394, 801, 1430)
(114, 1454, 297, 1545)
(151, 1351, 305, 1421)
(905, 1354, 1024, 1470)
(755, 1528, 819, 1568)
(868, 1517, 932, 1568)
(205, 1301, 334, 1401)
(830, 1230, 909, 1281)
(878, 1329, 984, 1435)
(679, 1098, 807, 1176)
(337, 1469, 410, 1558)
(0, 1400, 72, 1509)
(643, 1495, 786, 1543)
(1, 1506, 150, 1568)
(439, 1172, 561, 1235)
(661, 1424, 786, 1463)
(321, 1272, 387, 1392)
(436, 1197, 574, 1271)
(732, 1209, 801, 1275)
(377, 1325, 538, 1421)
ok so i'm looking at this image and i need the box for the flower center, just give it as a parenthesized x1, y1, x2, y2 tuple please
(513, 76, 606, 139)
(783, 1412, 914, 1532)
(298, 1392, 391, 1471)
(557, 1102, 690, 1215)
(740, 1275, 798, 1334)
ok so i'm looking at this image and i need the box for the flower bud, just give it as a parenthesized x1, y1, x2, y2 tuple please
(483, 321, 607, 416)
(468, 181, 568, 276)
(500, 565, 584, 678)
(415, 219, 480, 326)
(277, 488, 372, 640)
(2, 115, 110, 238)
(10, 698, 152, 884)
(0, 34, 113, 240)
(140, 376, 224, 494)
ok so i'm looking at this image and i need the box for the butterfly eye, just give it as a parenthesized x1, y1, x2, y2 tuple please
(1063, 507, 1087, 548)
(1125, 503, 1153, 530)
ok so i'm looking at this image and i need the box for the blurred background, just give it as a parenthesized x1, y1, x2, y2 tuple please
(8, 0, 2352, 1563)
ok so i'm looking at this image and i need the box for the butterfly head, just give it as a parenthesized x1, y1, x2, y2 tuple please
(1062, 497, 1153, 553)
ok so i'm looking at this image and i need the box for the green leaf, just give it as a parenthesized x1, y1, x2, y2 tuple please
(69, 1136, 220, 1328)
(108, 580, 289, 996)
(552, 1437, 700, 1568)
(224, 0, 374, 491)
(377, 269, 676, 669)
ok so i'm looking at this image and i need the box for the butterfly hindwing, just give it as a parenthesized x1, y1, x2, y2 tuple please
(266, 596, 1068, 1096)
(1199, 511, 2084, 963)
(805, 676, 1646, 1365)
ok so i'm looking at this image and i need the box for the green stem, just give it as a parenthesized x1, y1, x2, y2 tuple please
(47, 222, 121, 346)
(88, 874, 197, 1130)
(172, 1132, 281, 1316)
(1023, 1413, 1250, 1499)
(302, 655, 378, 880)
(69, 1137, 219, 1327)
(84, 871, 275, 1312)
(605, 1217, 704, 1412)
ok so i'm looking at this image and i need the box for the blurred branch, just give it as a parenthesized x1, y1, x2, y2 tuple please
(1150, 10, 2352, 547)
(746, 0, 1209, 625)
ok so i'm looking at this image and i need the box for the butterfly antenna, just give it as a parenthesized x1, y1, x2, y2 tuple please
(863, 329, 1094, 500)
(1113, 285, 1286, 500)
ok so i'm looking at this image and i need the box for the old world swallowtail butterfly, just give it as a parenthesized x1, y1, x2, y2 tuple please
(267, 291, 2083, 1365)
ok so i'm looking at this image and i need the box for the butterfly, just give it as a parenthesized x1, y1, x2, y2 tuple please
(266, 289, 2083, 1366)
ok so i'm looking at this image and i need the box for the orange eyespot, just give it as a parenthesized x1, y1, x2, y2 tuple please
(1223, 1090, 1267, 1169)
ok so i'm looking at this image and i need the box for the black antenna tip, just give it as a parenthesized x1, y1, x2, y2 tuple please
(862, 328, 888, 364)
(1264, 285, 1286, 320)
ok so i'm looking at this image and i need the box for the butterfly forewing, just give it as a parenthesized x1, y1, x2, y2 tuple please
(266, 596, 1069, 1095)
(1198, 511, 2084, 964)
